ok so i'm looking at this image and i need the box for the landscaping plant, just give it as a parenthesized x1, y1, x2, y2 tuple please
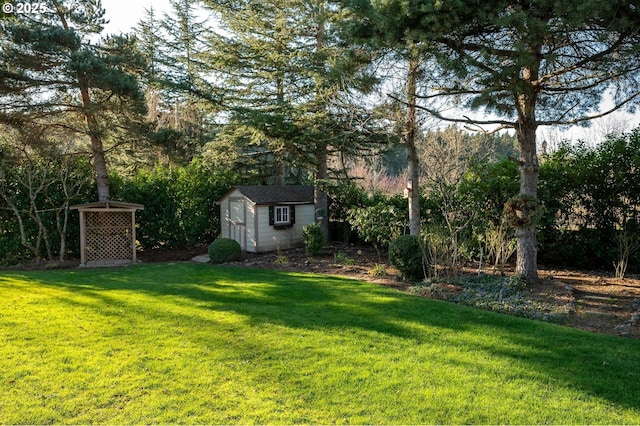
(388, 234, 425, 280)
(302, 222, 324, 256)
(208, 238, 242, 263)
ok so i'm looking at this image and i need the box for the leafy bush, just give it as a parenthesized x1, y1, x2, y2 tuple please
(347, 194, 408, 256)
(208, 238, 242, 263)
(302, 223, 324, 256)
(457, 158, 519, 231)
(113, 160, 240, 251)
(537, 131, 640, 271)
(389, 234, 425, 280)
(322, 179, 369, 242)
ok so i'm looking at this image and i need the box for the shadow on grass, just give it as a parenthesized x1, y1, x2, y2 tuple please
(3, 262, 640, 413)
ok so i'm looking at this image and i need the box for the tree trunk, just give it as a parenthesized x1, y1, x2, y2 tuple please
(514, 87, 540, 283)
(315, 140, 330, 241)
(56, 6, 110, 202)
(405, 52, 420, 236)
(78, 78, 110, 202)
(407, 138, 420, 236)
(313, 2, 330, 242)
(275, 75, 286, 187)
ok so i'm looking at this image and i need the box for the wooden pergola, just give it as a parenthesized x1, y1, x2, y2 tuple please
(71, 201, 144, 267)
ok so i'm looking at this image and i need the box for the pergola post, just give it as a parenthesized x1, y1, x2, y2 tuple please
(79, 210, 87, 267)
(131, 210, 137, 263)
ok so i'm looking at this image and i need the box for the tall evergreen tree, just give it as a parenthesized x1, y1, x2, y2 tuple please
(134, 1, 221, 164)
(0, 0, 146, 201)
(202, 0, 378, 239)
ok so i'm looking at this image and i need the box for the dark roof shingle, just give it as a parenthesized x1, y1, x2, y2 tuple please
(223, 185, 314, 205)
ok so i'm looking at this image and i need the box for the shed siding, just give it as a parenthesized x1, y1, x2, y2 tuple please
(255, 204, 315, 252)
(246, 201, 257, 251)
(220, 196, 229, 238)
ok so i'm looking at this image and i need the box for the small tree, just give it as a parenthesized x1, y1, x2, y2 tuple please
(613, 230, 640, 279)
(302, 223, 325, 256)
(347, 195, 408, 260)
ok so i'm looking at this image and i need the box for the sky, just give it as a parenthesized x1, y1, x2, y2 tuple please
(102, 0, 172, 35)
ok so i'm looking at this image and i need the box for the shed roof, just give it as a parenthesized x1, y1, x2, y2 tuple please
(219, 185, 314, 205)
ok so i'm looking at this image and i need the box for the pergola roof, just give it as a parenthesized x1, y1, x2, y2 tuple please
(70, 201, 144, 211)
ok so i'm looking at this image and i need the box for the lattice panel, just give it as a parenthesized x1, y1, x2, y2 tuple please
(85, 212, 133, 261)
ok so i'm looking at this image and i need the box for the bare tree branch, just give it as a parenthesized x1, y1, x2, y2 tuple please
(539, 92, 640, 126)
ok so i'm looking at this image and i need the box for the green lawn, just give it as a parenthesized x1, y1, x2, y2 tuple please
(1, 263, 639, 424)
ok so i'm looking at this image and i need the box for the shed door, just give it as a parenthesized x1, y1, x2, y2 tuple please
(229, 199, 246, 250)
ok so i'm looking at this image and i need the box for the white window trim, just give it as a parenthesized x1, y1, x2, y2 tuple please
(274, 206, 290, 225)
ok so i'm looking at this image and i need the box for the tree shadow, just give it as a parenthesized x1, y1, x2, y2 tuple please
(3, 262, 640, 414)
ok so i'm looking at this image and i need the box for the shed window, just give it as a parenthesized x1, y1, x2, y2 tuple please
(275, 206, 289, 224)
(269, 205, 296, 228)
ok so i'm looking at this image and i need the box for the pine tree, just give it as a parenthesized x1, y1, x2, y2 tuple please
(0, 0, 146, 201)
(202, 0, 378, 239)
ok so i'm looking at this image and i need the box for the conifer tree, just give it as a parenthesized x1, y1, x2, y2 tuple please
(202, 0, 377, 239)
(0, 0, 146, 201)
(135, 1, 221, 163)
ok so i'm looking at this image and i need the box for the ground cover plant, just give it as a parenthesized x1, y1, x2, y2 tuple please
(409, 274, 569, 323)
(1, 263, 639, 424)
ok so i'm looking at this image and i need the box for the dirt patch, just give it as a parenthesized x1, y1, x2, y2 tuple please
(6, 243, 640, 338)
(533, 268, 640, 337)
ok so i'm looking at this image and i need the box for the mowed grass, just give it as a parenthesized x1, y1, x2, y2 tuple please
(1, 263, 639, 424)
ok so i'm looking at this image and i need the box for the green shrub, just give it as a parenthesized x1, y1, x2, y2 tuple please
(346, 194, 408, 254)
(334, 252, 356, 265)
(113, 160, 240, 251)
(389, 234, 425, 280)
(208, 238, 242, 263)
(302, 223, 324, 256)
(368, 263, 387, 277)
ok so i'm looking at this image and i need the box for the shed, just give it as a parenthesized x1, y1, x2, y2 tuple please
(217, 185, 315, 252)
(70, 201, 144, 267)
